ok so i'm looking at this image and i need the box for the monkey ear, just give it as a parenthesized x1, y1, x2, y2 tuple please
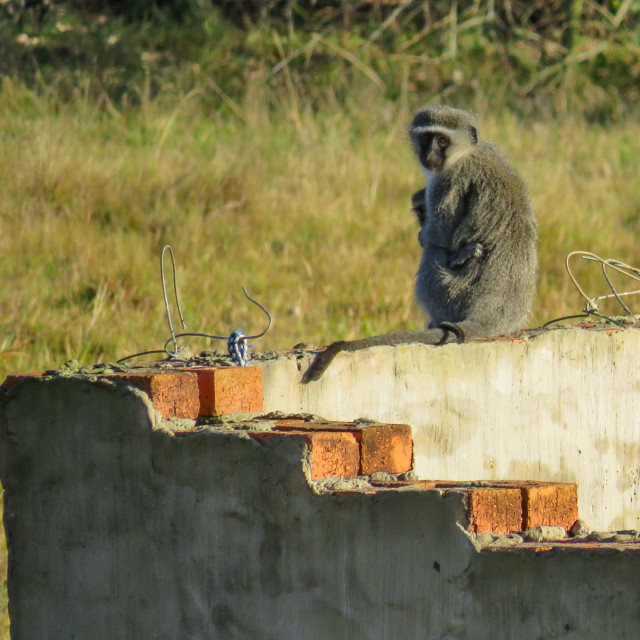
(469, 126, 478, 144)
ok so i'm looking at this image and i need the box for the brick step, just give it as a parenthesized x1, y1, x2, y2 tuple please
(369, 480, 578, 535)
(2, 368, 578, 535)
(249, 419, 413, 479)
(2, 366, 264, 419)
(103, 367, 263, 418)
(176, 415, 577, 535)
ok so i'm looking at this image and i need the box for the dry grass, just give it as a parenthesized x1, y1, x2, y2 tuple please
(0, 80, 421, 377)
(2, 77, 640, 631)
(1, 82, 640, 383)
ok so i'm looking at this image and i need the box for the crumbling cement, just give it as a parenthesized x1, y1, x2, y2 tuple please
(3, 377, 640, 639)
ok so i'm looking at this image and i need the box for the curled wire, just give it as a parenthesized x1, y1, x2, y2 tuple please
(118, 245, 272, 363)
(161, 286, 272, 358)
(161, 245, 187, 357)
(544, 251, 640, 328)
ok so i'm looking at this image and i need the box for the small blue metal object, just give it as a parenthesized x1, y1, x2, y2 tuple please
(228, 330, 251, 366)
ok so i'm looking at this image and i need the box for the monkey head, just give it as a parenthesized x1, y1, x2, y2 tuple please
(410, 106, 478, 175)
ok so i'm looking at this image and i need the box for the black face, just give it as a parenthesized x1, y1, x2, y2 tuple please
(414, 131, 450, 172)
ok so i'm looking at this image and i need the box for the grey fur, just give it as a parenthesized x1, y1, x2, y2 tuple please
(412, 106, 538, 337)
(303, 106, 537, 382)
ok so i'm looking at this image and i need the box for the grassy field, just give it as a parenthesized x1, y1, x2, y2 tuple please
(2, 2, 640, 632)
(1, 81, 640, 383)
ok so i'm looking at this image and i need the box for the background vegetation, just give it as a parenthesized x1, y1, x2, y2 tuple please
(2, 0, 640, 634)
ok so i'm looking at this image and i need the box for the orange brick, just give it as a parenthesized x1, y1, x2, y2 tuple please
(472, 480, 579, 531)
(466, 488, 523, 535)
(521, 482, 578, 531)
(364, 479, 523, 533)
(250, 430, 360, 480)
(364, 478, 578, 533)
(357, 424, 413, 475)
(275, 420, 413, 476)
(195, 366, 263, 416)
(307, 431, 360, 479)
(104, 372, 200, 419)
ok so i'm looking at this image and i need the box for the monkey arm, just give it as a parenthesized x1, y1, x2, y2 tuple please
(302, 328, 459, 383)
(450, 242, 484, 269)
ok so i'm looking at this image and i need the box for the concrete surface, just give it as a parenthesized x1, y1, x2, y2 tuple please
(261, 326, 640, 531)
(3, 376, 640, 639)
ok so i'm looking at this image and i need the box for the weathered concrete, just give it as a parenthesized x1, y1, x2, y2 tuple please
(261, 327, 640, 530)
(3, 376, 640, 639)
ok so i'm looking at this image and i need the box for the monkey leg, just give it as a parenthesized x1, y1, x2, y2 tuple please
(302, 327, 459, 383)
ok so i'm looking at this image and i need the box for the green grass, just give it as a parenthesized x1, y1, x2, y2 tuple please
(3, 4, 640, 632)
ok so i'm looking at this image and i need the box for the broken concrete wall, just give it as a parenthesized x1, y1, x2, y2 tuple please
(2, 377, 640, 639)
(263, 327, 640, 530)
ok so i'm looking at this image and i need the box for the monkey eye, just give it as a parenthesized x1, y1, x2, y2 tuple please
(437, 135, 449, 148)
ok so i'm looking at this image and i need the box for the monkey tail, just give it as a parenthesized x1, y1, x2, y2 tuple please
(438, 321, 465, 343)
(302, 327, 464, 383)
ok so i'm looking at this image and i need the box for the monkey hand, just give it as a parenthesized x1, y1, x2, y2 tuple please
(450, 242, 484, 269)
(302, 341, 349, 383)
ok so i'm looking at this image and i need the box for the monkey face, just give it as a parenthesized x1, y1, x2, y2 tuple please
(414, 131, 450, 173)
(410, 107, 478, 177)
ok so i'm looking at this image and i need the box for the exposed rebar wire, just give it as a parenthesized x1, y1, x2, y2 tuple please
(544, 251, 640, 328)
(160, 286, 272, 358)
(161, 244, 187, 358)
(600, 259, 632, 315)
(117, 246, 272, 364)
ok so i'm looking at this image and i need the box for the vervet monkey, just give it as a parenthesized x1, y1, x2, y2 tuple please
(303, 106, 537, 382)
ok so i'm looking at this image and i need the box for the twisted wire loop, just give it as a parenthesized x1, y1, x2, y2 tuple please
(161, 244, 187, 358)
(544, 251, 640, 328)
(118, 245, 272, 364)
